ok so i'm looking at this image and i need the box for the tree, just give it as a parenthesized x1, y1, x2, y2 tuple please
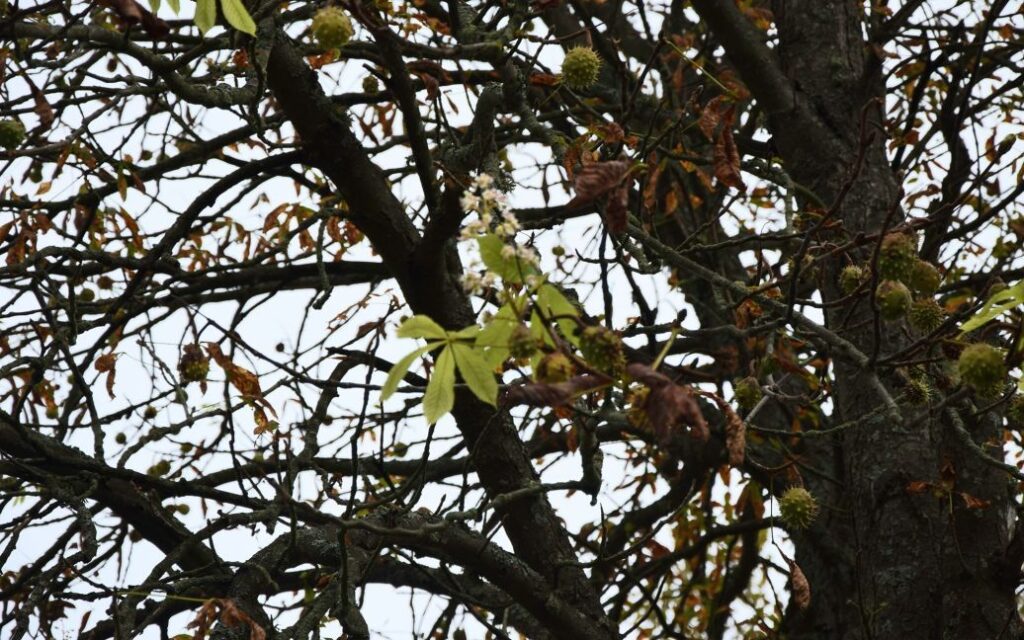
(1, 0, 1023, 638)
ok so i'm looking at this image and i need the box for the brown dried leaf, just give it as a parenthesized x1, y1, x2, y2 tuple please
(603, 184, 630, 234)
(789, 560, 811, 610)
(713, 125, 744, 190)
(188, 599, 265, 640)
(21, 76, 54, 131)
(187, 599, 219, 640)
(205, 343, 274, 417)
(698, 95, 725, 141)
(566, 160, 630, 208)
(626, 363, 709, 442)
(97, 0, 169, 37)
(960, 492, 991, 509)
(94, 353, 117, 399)
(906, 480, 931, 494)
(530, 73, 562, 87)
(701, 390, 745, 466)
(503, 374, 605, 407)
(414, 72, 440, 101)
(594, 122, 625, 145)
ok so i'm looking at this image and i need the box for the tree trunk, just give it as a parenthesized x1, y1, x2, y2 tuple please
(693, 1, 1024, 637)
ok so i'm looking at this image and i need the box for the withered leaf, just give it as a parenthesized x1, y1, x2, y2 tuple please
(702, 390, 745, 466)
(604, 184, 630, 234)
(626, 363, 709, 442)
(503, 374, 605, 407)
(713, 124, 744, 190)
(789, 560, 811, 610)
(94, 353, 117, 399)
(566, 160, 630, 208)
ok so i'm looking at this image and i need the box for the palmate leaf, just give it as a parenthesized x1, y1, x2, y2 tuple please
(220, 0, 256, 35)
(423, 346, 456, 424)
(194, 0, 216, 33)
(960, 280, 1024, 335)
(452, 343, 498, 405)
(192, 0, 256, 34)
(397, 314, 447, 340)
(380, 343, 436, 401)
(477, 234, 538, 283)
(476, 304, 520, 367)
(536, 283, 580, 346)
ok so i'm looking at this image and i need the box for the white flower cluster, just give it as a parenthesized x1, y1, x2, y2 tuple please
(458, 174, 539, 296)
(458, 270, 497, 295)
(459, 174, 520, 240)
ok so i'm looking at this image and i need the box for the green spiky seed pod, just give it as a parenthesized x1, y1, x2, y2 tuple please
(579, 325, 625, 376)
(908, 260, 942, 295)
(941, 339, 965, 361)
(143, 405, 158, 420)
(903, 377, 932, 405)
(361, 75, 379, 95)
(177, 344, 210, 384)
(1008, 395, 1024, 428)
(79, 288, 95, 302)
(957, 343, 1006, 395)
(561, 47, 601, 90)
(875, 280, 913, 322)
(877, 232, 918, 282)
(45, 404, 59, 419)
(779, 487, 819, 530)
(734, 376, 762, 410)
(0, 119, 26, 149)
(115, 432, 127, 444)
(536, 352, 575, 383)
(311, 7, 353, 50)
(908, 298, 945, 334)
(148, 460, 171, 477)
(508, 325, 540, 361)
(839, 265, 864, 295)
(97, 275, 114, 290)
(626, 386, 650, 428)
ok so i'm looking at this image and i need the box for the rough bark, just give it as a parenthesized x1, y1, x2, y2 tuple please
(692, 1, 1024, 637)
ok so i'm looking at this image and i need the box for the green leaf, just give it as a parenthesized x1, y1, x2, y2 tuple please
(423, 346, 456, 424)
(536, 283, 580, 346)
(477, 234, 537, 283)
(397, 315, 447, 340)
(476, 305, 519, 348)
(452, 325, 481, 340)
(960, 281, 1024, 334)
(452, 343, 498, 406)
(220, 0, 257, 35)
(167, 0, 180, 13)
(477, 304, 519, 367)
(194, 0, 216, 33)
(380, 343, 434, 401)
(148, 0, 160, 13)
